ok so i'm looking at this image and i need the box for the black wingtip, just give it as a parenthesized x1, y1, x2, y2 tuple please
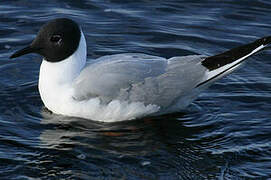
(261, 36, 271, 45)
(202, 36, 271, 71)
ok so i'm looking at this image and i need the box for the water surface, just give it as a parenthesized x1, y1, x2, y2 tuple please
(1, 0, 271, 179)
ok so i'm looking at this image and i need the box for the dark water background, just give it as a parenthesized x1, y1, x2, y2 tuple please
(1, 0, 271, 179)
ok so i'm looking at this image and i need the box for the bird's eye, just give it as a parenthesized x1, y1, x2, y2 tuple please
(50, 35, 62, 43)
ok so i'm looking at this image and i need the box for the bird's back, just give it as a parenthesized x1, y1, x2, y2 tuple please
(73, 53, 206, 113)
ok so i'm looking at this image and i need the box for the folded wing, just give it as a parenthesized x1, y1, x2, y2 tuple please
(73, 53, 206, 110)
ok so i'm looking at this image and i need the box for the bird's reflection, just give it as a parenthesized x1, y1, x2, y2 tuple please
(40, 108, 190, 155)
(38, 106, 225, 178)
(39, 105, 215, 155)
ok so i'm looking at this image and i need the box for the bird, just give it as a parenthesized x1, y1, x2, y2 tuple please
(10, 18, 271, 122)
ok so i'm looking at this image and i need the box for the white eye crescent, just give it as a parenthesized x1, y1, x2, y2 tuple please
(50, 34, 62, 44)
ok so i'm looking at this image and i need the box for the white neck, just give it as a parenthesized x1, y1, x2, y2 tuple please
(38, 31, 87, 111)
(40, 31, 86, 84)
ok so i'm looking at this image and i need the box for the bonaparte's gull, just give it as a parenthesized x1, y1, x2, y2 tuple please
(10, 18, 271, 122)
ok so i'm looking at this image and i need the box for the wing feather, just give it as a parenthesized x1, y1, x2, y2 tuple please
(73, 53, 206, 110)
(73, 53, 167, 102)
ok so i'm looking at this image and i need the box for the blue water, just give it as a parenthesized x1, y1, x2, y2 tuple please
(1, 0, 271, 179)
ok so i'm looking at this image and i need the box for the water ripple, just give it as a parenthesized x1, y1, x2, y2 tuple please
(1, 0, 271, 179)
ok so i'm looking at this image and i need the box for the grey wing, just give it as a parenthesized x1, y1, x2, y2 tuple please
(72, 53, 168, 102)
(125, 55, 207, 109)
(73, 53, 207, 110)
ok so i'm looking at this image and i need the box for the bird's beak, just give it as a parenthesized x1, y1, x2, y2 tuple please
(9, 45, 41, 59)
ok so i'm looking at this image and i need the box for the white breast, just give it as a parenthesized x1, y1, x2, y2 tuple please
(38, 31, 87, 114)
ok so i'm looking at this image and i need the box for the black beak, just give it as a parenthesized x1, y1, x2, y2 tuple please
(9, 45, 41, 59)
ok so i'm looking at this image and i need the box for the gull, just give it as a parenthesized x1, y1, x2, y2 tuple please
(10, 18, 271, 122)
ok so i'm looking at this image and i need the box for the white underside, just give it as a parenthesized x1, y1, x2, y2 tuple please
(38, 31, 266, 122)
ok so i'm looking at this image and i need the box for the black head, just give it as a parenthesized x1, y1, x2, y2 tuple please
(10, 18, 81, 62)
